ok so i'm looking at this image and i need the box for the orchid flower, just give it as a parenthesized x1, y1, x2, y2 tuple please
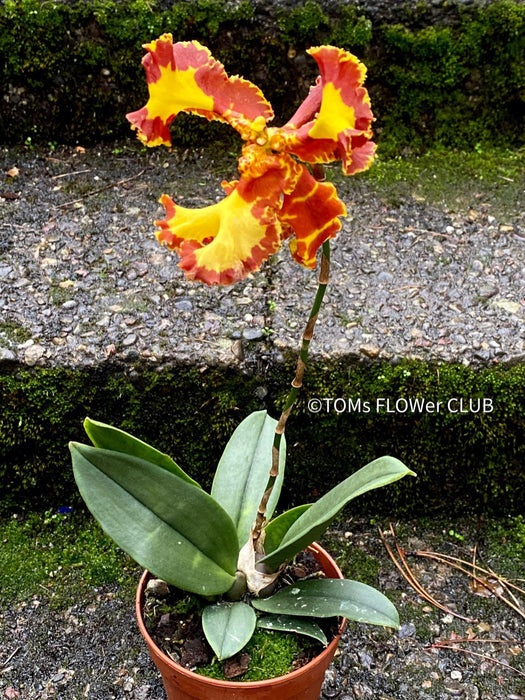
(127, 35, 375, 285)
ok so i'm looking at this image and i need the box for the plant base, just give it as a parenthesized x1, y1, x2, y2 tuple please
(135, 543, 346, 700)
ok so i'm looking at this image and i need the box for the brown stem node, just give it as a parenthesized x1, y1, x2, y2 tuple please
(319, 254, 330, 285)
(303, 315, 317, 341)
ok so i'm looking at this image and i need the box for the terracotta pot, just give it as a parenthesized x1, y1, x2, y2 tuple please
(136, 543, 346, 700)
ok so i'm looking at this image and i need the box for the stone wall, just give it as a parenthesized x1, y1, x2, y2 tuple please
(1, 0, 523, 151)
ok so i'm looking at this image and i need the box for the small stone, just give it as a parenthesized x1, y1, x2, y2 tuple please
(451, 670, 462, 681)
(24, 344, 45, 366)
(123, 334, 137, 346)
(359, 344, 380, 359)
(444, 680, 464, 696)
(491, 299, 521, 314)
(174, 299, 193, 312)
(254, 385, 267, 400)
(242, 328, 264, 341)
(351, 682, 374, 699)
(398, 622, 416, 638)
(146, 578, 170, 597)
(231, 340, 244, 361)
(358, 650, 374, 669)
(0, 347, 16, 361)
(471, 259, 483, 272)
(464, 685, 480, 700)
(135, 262, 148, 276)
(478, 285, 498, 300)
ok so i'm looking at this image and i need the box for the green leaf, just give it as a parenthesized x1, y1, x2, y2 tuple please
(202, 602, 256, 660)
(253, 579, 399, 629)
(263, 504, 311, 555)
(211, 411, 286, 547)
(70, 442, 238, 596)
(84, 417, 200, 488)
(259, 457, 415, 571)
(257, 614, 328, 645)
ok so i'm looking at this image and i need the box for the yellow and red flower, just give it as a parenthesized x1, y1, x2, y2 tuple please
(127, 35, 375, 285)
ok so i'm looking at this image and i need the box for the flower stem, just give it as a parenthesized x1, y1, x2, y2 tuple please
(253, 239, 331, 549)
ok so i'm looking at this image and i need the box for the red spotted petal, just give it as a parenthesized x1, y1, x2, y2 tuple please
(126, 34, 273, 146)
(279, 46, 375, 174)
(279, 165, 347, 268)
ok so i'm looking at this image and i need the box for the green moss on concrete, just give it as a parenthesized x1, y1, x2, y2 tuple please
(270, 359, 525, 517)
(0, 0, 523, 152)
(374, 1, 525, 154)
(346, 146, 524, 221)
(0, 509, 136, 608)
(0, 363, 263, 512)
(338, 544, 381, 586)
(277, 0, 330, 46)
(484, 514, 525, 580)
(0, 321, 33, 344)
(0, 359, 524, 516)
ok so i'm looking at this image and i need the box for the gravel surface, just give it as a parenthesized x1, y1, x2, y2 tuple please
(0, 143, 523, 370)
(1, 517, 524, 699)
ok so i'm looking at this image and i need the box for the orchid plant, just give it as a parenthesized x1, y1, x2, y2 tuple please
(70, 36, 415, 665)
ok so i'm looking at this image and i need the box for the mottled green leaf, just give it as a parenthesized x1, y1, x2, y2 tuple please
(263, 504, 311, 554)
(70, 442, 237, 596)
(257, 614, 328, 645)
(211, 410, 286, 547)
(259, 457, 415, 571)
(84, 417, 200, 487)
(202, 602, 256, 660)
(253, 579, 399, 628)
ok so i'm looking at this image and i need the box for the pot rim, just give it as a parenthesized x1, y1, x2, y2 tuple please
(135, 542, 346, 689)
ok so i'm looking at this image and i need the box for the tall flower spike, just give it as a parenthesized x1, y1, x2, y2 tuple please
(126, 34, 273, 146)
(128, 39, 376, 285)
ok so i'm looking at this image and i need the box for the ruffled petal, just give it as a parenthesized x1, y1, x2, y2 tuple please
(279, 165, 347, 268)
(126, 34, 273, 146)
(155, 163, 296, 284)
(279, 46, 375, 174)
(285, 80, 323, 130)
